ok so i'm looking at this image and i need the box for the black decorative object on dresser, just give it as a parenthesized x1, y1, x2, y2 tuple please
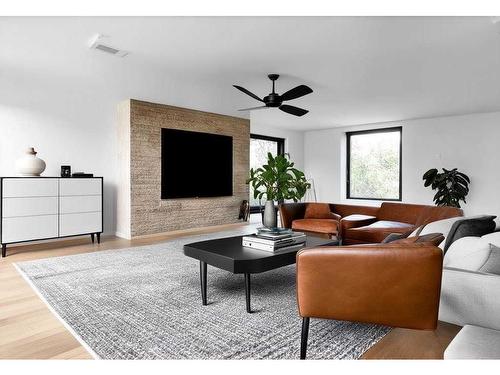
(0, 177, 103, 257)
(60, 165, 71, 178)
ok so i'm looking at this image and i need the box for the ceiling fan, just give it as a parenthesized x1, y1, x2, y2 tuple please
(233, 74, 313, 117)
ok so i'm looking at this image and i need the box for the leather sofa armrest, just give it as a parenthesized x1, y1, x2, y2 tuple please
(279, 203, 307, 228)
(296, 244, 443, 330)
(339, 214, 377, 238)
(331, 212, 342, 222)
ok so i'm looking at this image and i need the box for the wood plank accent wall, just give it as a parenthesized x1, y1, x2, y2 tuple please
(119, 99, 250, 238)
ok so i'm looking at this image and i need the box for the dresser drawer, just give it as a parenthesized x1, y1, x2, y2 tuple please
(1, 215, 58, 243)
(2, 197, 58, 218)
(60, 195, 101, 214)
(59, 179, 101, 196)
(2, 178, 58, 198)
(59, 212, 102, 237)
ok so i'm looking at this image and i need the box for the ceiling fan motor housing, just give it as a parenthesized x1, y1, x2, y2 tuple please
(264, 93, 282, 107)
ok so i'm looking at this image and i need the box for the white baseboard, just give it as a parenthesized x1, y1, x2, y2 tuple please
(130, 222, 250, 240)
(114, 231, 132, 240)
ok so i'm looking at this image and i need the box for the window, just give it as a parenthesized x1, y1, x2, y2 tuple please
(346, 127, 402, 201)
(249, 134, 285, 211)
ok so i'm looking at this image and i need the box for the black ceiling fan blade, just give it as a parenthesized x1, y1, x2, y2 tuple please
(279, 104, 309, 117)
(281, 85, 313, 101)
(238, 106, 268, 111)
(233, 85, 263, 102)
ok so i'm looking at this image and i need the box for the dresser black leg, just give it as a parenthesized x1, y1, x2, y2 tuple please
(1, 244, 6, 258)
(96, 233, 101, 244)
(200, 261, 207, 305)
(90, 234, 95, 244)
(300, 317, 310, 360)
(245, 273, 251, 313)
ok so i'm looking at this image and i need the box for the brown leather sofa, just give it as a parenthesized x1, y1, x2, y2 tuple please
(297, 235, 444, 359)
(279, 202, 463, 244)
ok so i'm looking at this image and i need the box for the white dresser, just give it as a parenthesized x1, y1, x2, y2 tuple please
(0, 177, 103, 257)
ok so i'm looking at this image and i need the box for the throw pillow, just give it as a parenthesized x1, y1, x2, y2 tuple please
(408, 225, 425, 237)
(304, 203, 335, 219)
(444, 236, 491, 271)
(479, 244, 500, 275)
(381, 232, 407, 243)
(388, 233, 444, 247)
(382, 228, 419, 243)
(481, 231, 500, 248)
(415, 233, 446, 246)
(418, 217, 463, 249)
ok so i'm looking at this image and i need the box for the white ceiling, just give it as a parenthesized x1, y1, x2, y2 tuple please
(2, 16, 500, 131)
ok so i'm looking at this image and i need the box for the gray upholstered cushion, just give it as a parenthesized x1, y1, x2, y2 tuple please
(479, 244, 500, 275)
(444, 237, 491, 271)
(443, 215, 497, 253)
(482, 231, 500, 247)
(445, 325, 500, 359)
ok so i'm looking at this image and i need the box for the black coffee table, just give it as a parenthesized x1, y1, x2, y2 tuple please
(183, 235, 338, 313)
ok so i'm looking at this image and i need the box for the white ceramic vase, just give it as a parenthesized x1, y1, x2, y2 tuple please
(15, 147, 46, 176)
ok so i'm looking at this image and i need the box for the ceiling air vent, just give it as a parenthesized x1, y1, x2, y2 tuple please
(89, 34, 129, 57)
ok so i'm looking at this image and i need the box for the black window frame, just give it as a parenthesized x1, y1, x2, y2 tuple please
(346, 126, 402, 201)
(249, 133, 285, 213)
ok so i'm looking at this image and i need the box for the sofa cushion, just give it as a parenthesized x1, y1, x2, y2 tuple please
(481, 231, 500, 248)
(304, 203, 335, 219)
(292, 219, 338, 235)
(345, 221, 413, 243)
(443, 237, 491, 271)
(419, 216, 464, 249)
(479, 244, 500, 275)
(364, 220, 413, 229)
(330, 204, 379, 218)
(341, 214, 377, 221)
(444, 325, 500, 359)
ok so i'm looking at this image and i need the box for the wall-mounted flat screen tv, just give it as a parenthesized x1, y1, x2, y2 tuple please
(161, 128, 233, 199)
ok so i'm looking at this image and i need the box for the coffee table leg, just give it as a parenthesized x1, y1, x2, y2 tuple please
(200, 261, 207, 305)
(245, 273, 251, 313)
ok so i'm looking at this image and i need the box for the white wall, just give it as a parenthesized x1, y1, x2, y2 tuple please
(0, 62, 306, 236)
(250, 119, 305, 170)
(304, 111, 500, 219)
(0, 62, 249, 235)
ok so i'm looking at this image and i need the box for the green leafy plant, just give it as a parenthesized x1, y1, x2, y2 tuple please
(422, 168, 470, 208)
(247, 153, 310, 203)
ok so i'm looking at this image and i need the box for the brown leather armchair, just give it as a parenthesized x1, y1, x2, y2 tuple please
(296, 241, 444, 359)
(279, 202, 379, 239)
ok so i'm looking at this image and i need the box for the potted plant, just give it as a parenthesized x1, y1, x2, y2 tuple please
(422, 168, 470, 208)
(247, 153, 310, 228)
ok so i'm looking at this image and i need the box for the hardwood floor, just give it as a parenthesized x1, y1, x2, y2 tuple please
(0, 224, 460, 360)
(362, 322, 460, 359)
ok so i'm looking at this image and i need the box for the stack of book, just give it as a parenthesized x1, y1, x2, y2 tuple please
(242, 228, 306, 252)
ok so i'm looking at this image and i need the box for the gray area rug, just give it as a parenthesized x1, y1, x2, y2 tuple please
(15, 228, 391, 359)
